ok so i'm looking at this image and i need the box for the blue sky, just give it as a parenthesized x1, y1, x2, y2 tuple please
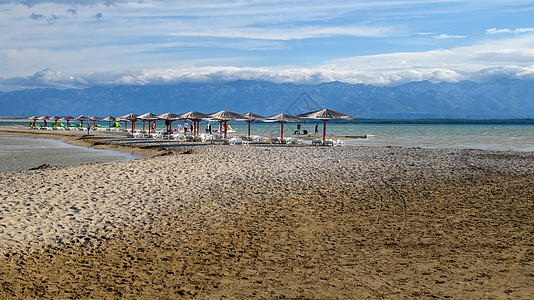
(1, 0, 534, 91)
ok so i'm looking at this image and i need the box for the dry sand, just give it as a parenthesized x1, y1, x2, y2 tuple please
(0, 127, 533, 299)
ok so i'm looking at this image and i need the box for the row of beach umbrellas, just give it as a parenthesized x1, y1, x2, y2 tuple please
(28, 109, 355, 142)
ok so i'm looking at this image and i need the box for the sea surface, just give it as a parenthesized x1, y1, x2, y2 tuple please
(228, 123, 534, 152)
(0, 134, 143, 173)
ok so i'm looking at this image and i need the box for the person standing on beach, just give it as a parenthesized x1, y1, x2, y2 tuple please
(87, 124, 91, 135)
(206, 122, 212, 134)
(297, 122, 301, 134)
(314, 123, 319, 135)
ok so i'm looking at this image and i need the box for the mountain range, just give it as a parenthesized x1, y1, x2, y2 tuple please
(1, 79, 533, 119)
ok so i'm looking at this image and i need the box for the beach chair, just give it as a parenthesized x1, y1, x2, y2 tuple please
(312, 139, 322, 146)
(335, 139, 345, 146)
(252, 135, 264, 142)
(199, 134, 213, 142)
(151, 131, 163, 139)
(284, 137, 297, 144)
(229, 137, 243, 145)
(324, 139, 335, 146)
(212, 137, 229, 144)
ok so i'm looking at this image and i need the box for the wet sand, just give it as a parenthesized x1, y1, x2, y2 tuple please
(0, 127, 533, 298)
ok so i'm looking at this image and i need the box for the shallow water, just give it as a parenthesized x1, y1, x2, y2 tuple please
(0, 135, 143, 172)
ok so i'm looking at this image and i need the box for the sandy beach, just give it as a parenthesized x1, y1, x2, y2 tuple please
(0, 127, 533, 298)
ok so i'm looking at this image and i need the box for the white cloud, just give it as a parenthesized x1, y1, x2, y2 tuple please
(170, 25, 396, 41)
(434, 34, 465, 39)
(486, 27, 534, 34)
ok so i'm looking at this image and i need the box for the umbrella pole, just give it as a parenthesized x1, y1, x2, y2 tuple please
(143, 121, 146, 132)
(132, 121, 135, 134)
(248, 121, 251, 137)
(224, 121, 228, 139)
(323, 120, 327, 144)
(281, 122, 284, 139)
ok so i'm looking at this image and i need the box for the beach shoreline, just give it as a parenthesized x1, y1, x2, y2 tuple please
(0, 126, 533, 298)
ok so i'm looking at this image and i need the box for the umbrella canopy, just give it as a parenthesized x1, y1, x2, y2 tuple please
(243, 112, 264, 121)
(179, 111, 208, 120)
(208, 110, 245, 121)
(298, 108, 355, 143)
(298, 109, 355, 121)
(265, 113, 306, 123)
(243, 112, 265, 137)
(156, 112, 180, 120)
(100, 116, 116, 122)
(137, 112, 158, 120)
(179, 111, 209, 135)
(264, 113, 306, 139)
(117, 113, 139, 120)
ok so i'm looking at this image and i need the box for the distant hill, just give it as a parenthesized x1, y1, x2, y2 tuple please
(1, 79, 533, 119)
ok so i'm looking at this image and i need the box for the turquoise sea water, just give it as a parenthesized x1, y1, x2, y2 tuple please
(0, 134, 143, 173)
(222, 123, 534, 152)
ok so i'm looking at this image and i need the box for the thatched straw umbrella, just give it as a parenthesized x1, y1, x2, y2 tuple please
(208, 110, 245, 139)
(156, 112, 181, 134)
(48, 116, 61, 127)
(137, 112, 158, 134)
(264, 113, 306, 139)
(75, 115, 88, 128)
(179, 111, 209, 135)
(243, 112, 264, 137)
(117, 113, 139, 133)
(38, 115, 50, 127)
(27, 116, 38, 127)
(89, 116, 101, 127)
(60, 116, 75, 128)
(100, 116, 117, 129)
(298, 108, 355, 143)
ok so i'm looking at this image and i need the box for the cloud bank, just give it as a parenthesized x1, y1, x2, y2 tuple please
(1, 1, 534, 91)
